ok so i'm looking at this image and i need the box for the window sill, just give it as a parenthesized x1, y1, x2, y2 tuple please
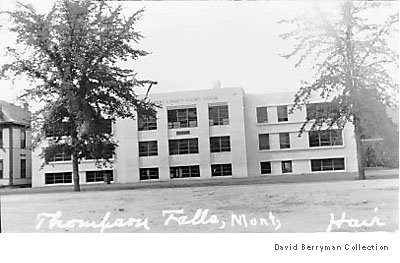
(310, 169, 346, 173)
(258, 146, 345, 153)
(139, 178, 161, 182)
(255, 120, 305, 126)
(85, 181, 115, 184)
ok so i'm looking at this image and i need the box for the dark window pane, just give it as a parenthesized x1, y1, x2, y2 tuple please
(256, 107, 268, 123)
(279, 133, 290, 149)
(333, 158, 345, 170)
(209, 105, 229, 126)
(211, 164, 232, 177)
(169, 140, 178, 155)
(281, 161, 292, 173)
(210, 137, 220, 153)
(179, 140, 189, 154)
(210, 136, 231, 152)
(331, 130, 343, 146)
(191, 166, 200, 177)
(311, 160, 322, 171)
(320, 131, 331, 146)
(0, 160, 3, 179)
(140, 168, 159, 180)
(259, 134, 270, 150)
(138, 113, 157, 131)
(260, 162, 271, 174)
(321, 159, 333, 171)
(45, 172, 72, 185)
(170, 165, 200, 179)
(168, 108, 197, 129)
(211, 165, 222, 177)
(220, 137, 231, 152)
(277, 106, 288, 122)
(189, 139, 199, 153)
(309, 131, 320, 147)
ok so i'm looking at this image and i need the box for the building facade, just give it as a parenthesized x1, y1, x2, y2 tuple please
(0, 100, 32, 186)
(32, 87, 358, 187)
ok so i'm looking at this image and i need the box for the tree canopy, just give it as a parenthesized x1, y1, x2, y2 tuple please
(280, 1, 398, 179)
(1, 0, 157, 190)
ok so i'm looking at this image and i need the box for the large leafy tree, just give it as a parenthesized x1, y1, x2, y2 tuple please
(280, 1, 398, 179)
(1, 0, 157, 191)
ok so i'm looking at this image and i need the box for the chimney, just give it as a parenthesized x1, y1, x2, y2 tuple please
(213, 80, 221, 89)
(23, 102, 29, 111)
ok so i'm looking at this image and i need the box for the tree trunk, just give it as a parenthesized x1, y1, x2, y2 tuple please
(71, 131, 80, 192)
(72, 152, 80, 191)
(354, 116, 366, 180)
(104, 173, 110, 185)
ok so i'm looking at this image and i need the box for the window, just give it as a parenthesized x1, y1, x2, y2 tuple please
(138, 113, 157, 131)
(279, 133, 290, 149)
(140, 168, 159, 180)
(260, 162, 271, 174)
(169, 138, 199, 155)
(0, 160, 3, 179)
(306, 103, 334, 120)
(139, 141, 158, 157)
(83, 144, 114, 160)
(86, 170, 113, 182)
(311, 158, 345, 171)
(256, 107, 268, 123)
(210, 136, 231, 152)
(211, 164, 232, 177)
(281, 160, 292, 173)
(0, 129, 3, 148)
(21, 129, 26, 149)
(258, 134, 270, 150)
(309, 130, 343, 147)
(209, 105, 229, 126)
(46, 146, 72, 162)
(45, 121, 70, 137)
(20, 159, 26, 179)
(168, 108, 197, 129)
(170, 165, 200, 178)
(45, 172, 72, 185)
(277, 105, 288, 122)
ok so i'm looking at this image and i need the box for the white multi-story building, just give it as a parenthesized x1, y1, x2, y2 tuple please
(0, 100, 32, 186)
(32, 87, 358, 187)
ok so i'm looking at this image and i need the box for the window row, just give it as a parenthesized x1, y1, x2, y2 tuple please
(256, 103, 335, 124)
(258, 133, 290, 150)
(139, 105, 230, 131)
(45, 119, 112, 137)
(260, 160, 293, 174)
(45, 145, 113, 162)
(139, 136, 231, 157)
(256, 105, 288, 124)
(45, 170, 114, 185)
(258, 130, 343, 150)
(260, 158, 345, 174)
(139, 164, 233, 180)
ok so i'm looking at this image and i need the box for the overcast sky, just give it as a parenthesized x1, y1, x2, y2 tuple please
(0, 0, 398, 108)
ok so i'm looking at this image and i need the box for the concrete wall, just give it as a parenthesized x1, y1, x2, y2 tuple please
(243, 92, 358, 177)
(31, 88, 359, 187)
(117, 87, 248, 182)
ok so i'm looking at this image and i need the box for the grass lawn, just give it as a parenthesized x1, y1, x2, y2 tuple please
(1, 176, 398, 233)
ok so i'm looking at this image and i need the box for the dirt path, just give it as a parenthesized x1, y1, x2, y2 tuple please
(1, 178, 398, 233)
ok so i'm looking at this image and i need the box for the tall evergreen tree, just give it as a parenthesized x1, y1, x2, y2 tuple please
(280, 1, 398, 179)
(1, 0, 157, 191)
